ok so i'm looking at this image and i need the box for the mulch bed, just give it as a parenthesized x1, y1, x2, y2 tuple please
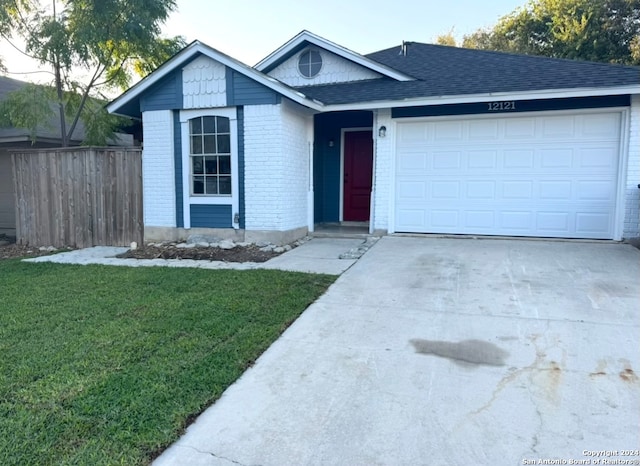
(0, 238, 57, 260)
(116, 244, 282, 263)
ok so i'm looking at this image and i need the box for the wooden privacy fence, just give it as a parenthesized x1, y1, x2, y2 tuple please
(12, 147, 143, 248)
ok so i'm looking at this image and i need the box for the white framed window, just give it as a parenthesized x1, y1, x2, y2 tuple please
(189, 115, 232, 196)
(180, 107, 239, 229)
(298, 50, 322, 78)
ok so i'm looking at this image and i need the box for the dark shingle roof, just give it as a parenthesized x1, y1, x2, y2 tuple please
(296, 43, 640, 105)
(0, 76, 87, 143)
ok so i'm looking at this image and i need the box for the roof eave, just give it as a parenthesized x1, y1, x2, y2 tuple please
(322, 85, 640, 112)
(255, 30, 414, 82)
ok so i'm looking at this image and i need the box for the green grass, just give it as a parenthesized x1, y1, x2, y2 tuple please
(0, 260, 335, 465)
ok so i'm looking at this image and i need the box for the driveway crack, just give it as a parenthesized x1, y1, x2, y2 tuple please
(172, 445, 261, 466)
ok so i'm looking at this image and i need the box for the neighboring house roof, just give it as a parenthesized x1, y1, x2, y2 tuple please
(255, 30, 414, 82)
(0, 76, 86, 145)
(296, 42, 640, 107)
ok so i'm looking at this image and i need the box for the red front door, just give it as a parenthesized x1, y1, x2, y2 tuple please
(343, 130, 373, 221)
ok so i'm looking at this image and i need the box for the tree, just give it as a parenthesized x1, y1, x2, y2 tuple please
(0, 0, 185, 146)
(462, 0, 640, 65)
(436, 28, 458, 46)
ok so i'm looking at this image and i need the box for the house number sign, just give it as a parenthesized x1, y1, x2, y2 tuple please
(487, 101, 516, 111)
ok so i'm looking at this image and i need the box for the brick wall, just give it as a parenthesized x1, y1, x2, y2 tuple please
(280, 100, 311, 230)
(142, 110, 176, 227)
(624, 95, 640, 238)
(372, 109, 393, 232)
(244, 104, 285, 230)
(243, 102, 311, 231)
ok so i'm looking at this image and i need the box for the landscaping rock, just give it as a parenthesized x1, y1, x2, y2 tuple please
(176, 243, 195, 249)
(218, 240, 236, 250)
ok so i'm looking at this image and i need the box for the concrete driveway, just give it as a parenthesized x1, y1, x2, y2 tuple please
(154, 236, 640, 466)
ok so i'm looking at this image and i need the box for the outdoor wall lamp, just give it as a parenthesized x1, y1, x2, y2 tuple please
(328, 139, 335, 147)
(378, 126, 387, 138)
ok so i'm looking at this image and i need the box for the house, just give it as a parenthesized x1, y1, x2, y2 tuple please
(107, 31, 640, 244)
(0, 76, 134, 236)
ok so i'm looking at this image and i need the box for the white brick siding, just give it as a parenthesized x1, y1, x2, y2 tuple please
(624, 95, 640, 238)
(142, 110, 176, 227)
(280, 100, 312, 230)
(182, 56, 226, 109)
(268, 47, 381, 87)
(372, 109, 393, 232)
(244, 101, 311, 231)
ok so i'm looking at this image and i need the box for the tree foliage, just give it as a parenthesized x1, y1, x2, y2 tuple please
(462, 0, 640, 65)
(436, 28, 458, 46)
(0, 0, 185, 146)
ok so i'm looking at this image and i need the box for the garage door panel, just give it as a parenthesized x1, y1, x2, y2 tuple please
(397, 151, 427, 171)
(539, 181, 572, 199)
(581, 113, 620, 138)
(576, 212, 613, 235)
(432, 210, 459, 227)
(500, 211, 533, 230)
(432, 151, 461, 169)
(433, 121, 464, 141)
(503, 181, 533, 199)
(467, 181, 496, 199)
(578, 147, 618, 169)
(503, 149, 535, 169)
(537, 212, 570, 232)
(397, 180, 426, 199)
(504, 118, 536, 139)
(542, 115, 576, 137)
(576, 181, 614, 200)
(468, 150, 498, 169)
(432, 181, 459, 199)
(394, 112, 621, 239)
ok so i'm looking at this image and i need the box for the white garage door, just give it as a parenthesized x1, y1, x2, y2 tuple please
(394, 112, 621, 239)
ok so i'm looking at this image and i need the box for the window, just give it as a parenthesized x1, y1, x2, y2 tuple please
(298, 50, 322, 78)
(189, 116, 231, 195)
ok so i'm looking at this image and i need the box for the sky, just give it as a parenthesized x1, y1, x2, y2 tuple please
(1, 0, 526, 83)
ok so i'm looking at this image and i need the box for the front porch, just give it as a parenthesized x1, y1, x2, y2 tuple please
(312, 110, 375, 229)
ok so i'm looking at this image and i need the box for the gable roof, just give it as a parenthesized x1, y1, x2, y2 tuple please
(108, 33, 640, 118)
(255, 30, 414, 82)
(296, 42, 640, 108)
(107, 40, 326, 118)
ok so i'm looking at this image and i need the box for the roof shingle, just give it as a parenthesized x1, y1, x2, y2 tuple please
(295, 42, 640, 105)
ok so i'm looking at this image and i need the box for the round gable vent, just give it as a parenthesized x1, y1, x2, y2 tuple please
(298, 50, 322, 78)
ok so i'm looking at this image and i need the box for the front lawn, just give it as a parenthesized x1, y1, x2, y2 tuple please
(0, 260, 334, 465)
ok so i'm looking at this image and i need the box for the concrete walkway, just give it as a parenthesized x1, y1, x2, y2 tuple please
(153, 236, 640, 466)
(24, 237, 370, 275)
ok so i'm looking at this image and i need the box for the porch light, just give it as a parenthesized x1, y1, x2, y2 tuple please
(378, 126, 387, 138)
(328, 139, 335, 147)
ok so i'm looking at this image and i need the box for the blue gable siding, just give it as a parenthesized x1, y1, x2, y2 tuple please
(190, 205, 232, 228)
(173, 111, 184, 228)
(237, 106, 246, 229)
(141, 70, 183, 112)
(228, 70, 280, 106)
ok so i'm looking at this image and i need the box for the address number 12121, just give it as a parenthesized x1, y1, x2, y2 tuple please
(487, 101, 516, 111)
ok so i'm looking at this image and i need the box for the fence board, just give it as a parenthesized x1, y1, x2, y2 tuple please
(12, 147, 143, 248)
